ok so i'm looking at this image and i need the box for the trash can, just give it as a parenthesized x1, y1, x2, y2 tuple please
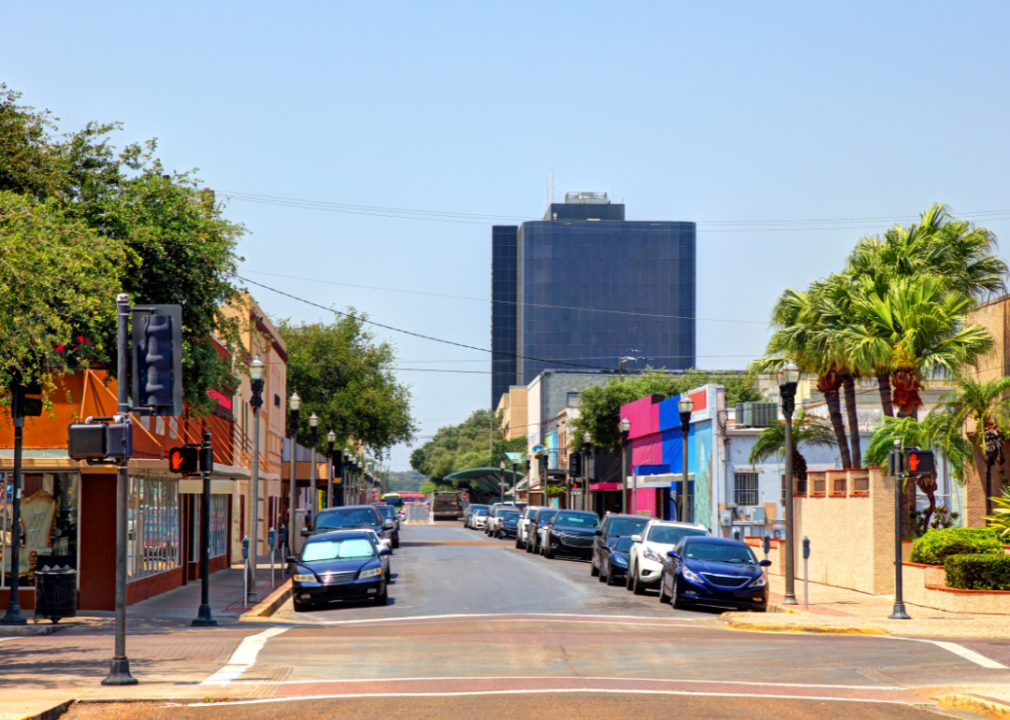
(34, 565, 77, 624)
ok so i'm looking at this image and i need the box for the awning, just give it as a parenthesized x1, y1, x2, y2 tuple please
(443, 466, 525, 493)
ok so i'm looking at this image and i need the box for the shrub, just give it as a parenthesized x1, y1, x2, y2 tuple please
(945, 554, 1010, 591)
(909, 527, 1003, 565)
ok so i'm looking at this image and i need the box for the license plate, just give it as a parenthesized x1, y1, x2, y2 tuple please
(367, 589, 377, 594)
(301, 593, 311, 599)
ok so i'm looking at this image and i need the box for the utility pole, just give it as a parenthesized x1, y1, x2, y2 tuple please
(192, 431, 217, 627)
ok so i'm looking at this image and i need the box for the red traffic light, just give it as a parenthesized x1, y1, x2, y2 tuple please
(906, 448, 935, 477)
(168, 446, 199, 475)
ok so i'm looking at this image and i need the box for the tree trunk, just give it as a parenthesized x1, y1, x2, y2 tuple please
(793, 449, 808, 494)
(915, 474, 938, 532)
(901, 476, 916, 538)
(986, 460, 994, 518)
(892, 369, 923, 418)
(841, 373, 862, 469)
(876, 371, 894, 418)
(822, 387, 853, 469)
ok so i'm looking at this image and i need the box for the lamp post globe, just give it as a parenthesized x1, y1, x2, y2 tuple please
(250, 355, 265, 382)
(309, 413, 319, 428)
(678, 396, 694, 415)
(618, 417, 631, 514)
(289, 392, 301, 412)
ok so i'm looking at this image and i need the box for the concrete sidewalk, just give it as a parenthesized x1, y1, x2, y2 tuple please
(720, 572, 1010, 639)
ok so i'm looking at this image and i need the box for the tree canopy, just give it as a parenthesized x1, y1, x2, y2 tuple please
(410, 408, 526, 484)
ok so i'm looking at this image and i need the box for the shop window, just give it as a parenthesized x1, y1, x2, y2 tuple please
(127, 475, 180, 579)
(209, 495, 228, 557)
(155, 417, 166, 436)
(734, 473, 759, 507)
(1, 472, 79, 588)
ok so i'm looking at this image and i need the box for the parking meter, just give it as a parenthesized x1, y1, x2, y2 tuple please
(242, 535, 250, 561)
(762, 535, 771, 557)
(279, 525, 288, 552)
(268, 527, 276, 550)
(802, 535, 811, 609)
(802, 536, 811, 560)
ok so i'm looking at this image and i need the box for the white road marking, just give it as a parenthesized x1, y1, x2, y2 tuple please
(200, 627, 288, 686)
(179, 688, 917, 707)
(315, 612, 695, 625)
(227, 675, 902, 690)
(927, 640, 1007, 669)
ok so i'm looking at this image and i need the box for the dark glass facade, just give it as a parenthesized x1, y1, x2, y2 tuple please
(490, 207, 696, 407)
(491, 226, 518, 407)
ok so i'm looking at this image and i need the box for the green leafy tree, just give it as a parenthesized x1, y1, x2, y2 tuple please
(277, 313, 416, 457)
(748, 410, 837, 491)
(410, 409, 525, 484)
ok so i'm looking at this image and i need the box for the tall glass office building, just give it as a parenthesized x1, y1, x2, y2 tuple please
(491, 193, 696, 407)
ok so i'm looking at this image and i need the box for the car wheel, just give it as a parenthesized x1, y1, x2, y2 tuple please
(293, 598, 312, 613)
(598, 563, 607, 582)
(633, 571, 646, 595)
(385, 568, 391, 583)
(626, 562, 635, 591)
(590, 556, 600, 577)
(375, 586, 389, 606)
(606, 564, 621, 586)
(544, 542, 554, 559)
(392, 534, 400, 549)
(658, 575, 672, 604)
(525, 537, 534, 553)
(671, 578, 687, 610)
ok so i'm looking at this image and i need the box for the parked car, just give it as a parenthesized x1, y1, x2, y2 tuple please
(626, 520, 710, 594)
(540, 510, 599, 560)
(598, 536, 635, 586)
(495, 509, 522, 539)
(590, 513, 651, 579)
(373, 503, 400, 533)
(470, 506, 489, 530)
(289, 530, 391, 611)
(360, 528, 392, 582)
(525, 508, 558, 554)
(464, 504, 489, 529)
(485, 504, 510, 536)
(306, 505, 398, 549)
(658, 536, 771, 612)
(515, 505, 544, 549)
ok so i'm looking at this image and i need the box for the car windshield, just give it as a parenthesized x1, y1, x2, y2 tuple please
(647, 526, 708, 545)
(614, 537, 635, 552)
(474, 508, 488, 516)
(302, 538, 376, 563)
(554, 512, 599, 528)
(536, 510, 558, 523)
(500, 511, 520, 520)
(684, 542, 758, 564)
(376, 507, 395, 519)
(607, 517, 649, 537)
(316, 509, 379, 529)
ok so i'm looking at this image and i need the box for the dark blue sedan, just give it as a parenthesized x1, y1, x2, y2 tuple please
(658, 536, 770, 612)
(289, 530, 391, 612)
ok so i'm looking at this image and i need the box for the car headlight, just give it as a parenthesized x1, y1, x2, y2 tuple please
(643, 547, 665, 563)
(611, 556, 628, 567)
(748, 574, 767, 588)
(359, 566, 383, 579)
(293, 573, 316, 583)
(681, 566, 704, 584)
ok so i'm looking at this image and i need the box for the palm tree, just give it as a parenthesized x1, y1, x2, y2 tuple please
(749, 410, 838, 493)
(843, 277, 994, 418)
(937, 376, 1010, 518)
(864, 413, 972, 534)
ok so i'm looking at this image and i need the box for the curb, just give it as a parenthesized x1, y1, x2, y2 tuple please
(767, 603, 806, 615)
(0, 698, 74, 720)
(938, 693, 1010, 719)
(0, 624, 65, 638)
(239, 580, 292, 620)
(719, 614, 889, 636)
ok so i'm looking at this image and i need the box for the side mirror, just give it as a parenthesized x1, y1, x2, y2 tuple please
(285, 555, 297, 564)
(379, 547, 391, 556)
(383, 520, 395, 529)
(594, 530, 602, 536)
(667, 551, 680, 559)
(300, 527, 310, 537)
(631, 534, 643, 543)
(759, 559, 772, 568)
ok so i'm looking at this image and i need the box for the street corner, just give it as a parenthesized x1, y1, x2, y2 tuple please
(238, 581, 293, 622)
(937, 693, 1010, 720)
(718, 612, 890, 636)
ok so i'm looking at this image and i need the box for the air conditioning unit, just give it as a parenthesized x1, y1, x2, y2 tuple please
(736, 402, 778, 428)
(737, 506, 766, 524)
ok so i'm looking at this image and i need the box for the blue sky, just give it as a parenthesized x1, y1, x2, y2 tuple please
(5, 1, 1008, 469)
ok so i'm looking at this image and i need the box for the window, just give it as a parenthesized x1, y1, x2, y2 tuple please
(734, 473, 759, 507)
(1, 472, 79, 588)
(274, 394, 281, 408)
(128, 475, 180, 579)
(566, 392, 580, 407)
(210, 495, 228, 557)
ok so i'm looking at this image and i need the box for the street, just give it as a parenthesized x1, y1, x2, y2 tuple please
(24, 521, 1003, 719)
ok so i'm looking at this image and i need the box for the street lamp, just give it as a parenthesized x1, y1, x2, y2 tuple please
(678, 396, 694, 523)
(618, 417, 631, 515)
(246, 356, 265, 604)
(326, 430, 336, 509)
(287, 392, 301, 556)
(308, 413, 319, 518)
(582, 431, 592, 512)
(500, 460, 506, 505)
(777, 361, 801, 605)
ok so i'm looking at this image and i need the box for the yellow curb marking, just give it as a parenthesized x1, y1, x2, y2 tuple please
(722, 619, 889, 636)
(938, 693, 1010, 720)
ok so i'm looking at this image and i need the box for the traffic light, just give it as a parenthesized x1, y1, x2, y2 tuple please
(10, 375, 42, 420)
(132, 305, 183, 417)
(168, 446, 199, 475)
(569, 452, 582, 476)
(905, 447, 935, 477)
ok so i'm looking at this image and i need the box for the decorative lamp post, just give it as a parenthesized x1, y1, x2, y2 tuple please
(246, 356, 265, 604)
(326, 430, 336, 508)
(618, 417, 631, 515)
(777, 361, 801, 605)
(308, 413, 319, 516)
(582, 431, 592, 512)
(500, 461, 506, 505)
(678, 396, 694, 522)
(287, 392, 301, 555)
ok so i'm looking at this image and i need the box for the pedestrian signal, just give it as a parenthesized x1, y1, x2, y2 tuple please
(168, 446, 199, 474)
(905, 447, 935, 477)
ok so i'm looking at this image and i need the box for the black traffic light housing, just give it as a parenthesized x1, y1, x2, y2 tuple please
(10, 375, 43, 420)
(132, 305, 183, 417)
(68, 417, 133, 462)
(568, 452, 582, 476)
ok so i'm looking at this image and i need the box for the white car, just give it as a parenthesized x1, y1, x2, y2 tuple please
(626, 520, 710, 595)
(515, 505, 544, 549)
(471, 508, 489, 530)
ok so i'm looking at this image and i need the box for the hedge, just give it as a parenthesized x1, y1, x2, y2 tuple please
(945, 553, 1010, 591)
(909, 527, 1003, 565)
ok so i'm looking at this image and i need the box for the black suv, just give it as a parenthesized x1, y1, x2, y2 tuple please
(590, 513, 651, 578)
(303, 505, 398, 548)
(542, 510, 599, 560)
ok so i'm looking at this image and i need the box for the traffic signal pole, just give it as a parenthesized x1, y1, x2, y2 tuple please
(889, 441, 911, 620)
(193, 431, 217, 627)
(0, 385, 26, 626)
(104, 294, 137, 684)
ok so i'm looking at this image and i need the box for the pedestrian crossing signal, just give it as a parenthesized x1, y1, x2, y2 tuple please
(168, 446, 199, 475)
(905, 448, 935, 477)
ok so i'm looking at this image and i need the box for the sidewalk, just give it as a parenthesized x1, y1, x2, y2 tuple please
(719, 572, 1010, 639)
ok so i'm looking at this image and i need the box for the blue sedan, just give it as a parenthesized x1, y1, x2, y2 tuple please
(658, 536, 771, 612)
